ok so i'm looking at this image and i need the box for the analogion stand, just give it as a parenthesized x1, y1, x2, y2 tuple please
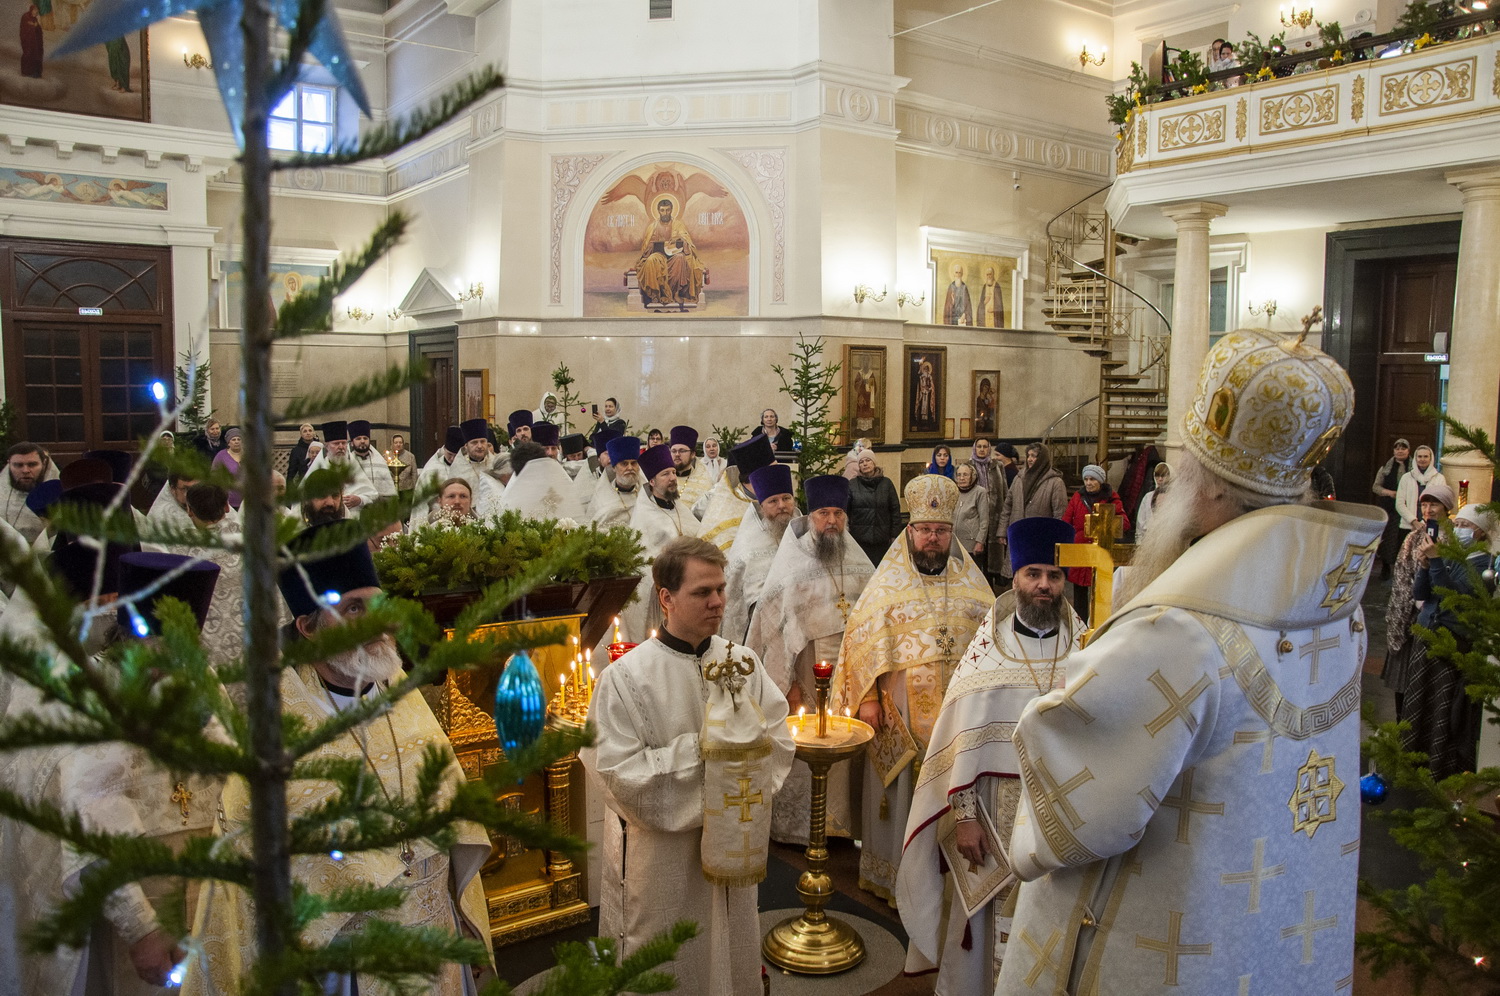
(762, 660, 874, 974)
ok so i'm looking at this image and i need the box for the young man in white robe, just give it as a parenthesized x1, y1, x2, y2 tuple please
(996, 329, 1385, 995)
(184, 526, 493, 996)
(696, 434, 776, 554)
(835, 474, 993, 906)
(345, 418, 399, 505)
(748, 474, 875, 846)
(0, 441, 59, 544)
(586, 537, 795, 996)
(590, 436, 643, 530)
(412, 421, 500, 528)
(720, 463, 797, 643)
(897, 516, 1083, 995)
(624, 444, 701, 639)
(668, 425, 712, 511)
(497, 428, 585, 523)
(0, 552, 224, 996)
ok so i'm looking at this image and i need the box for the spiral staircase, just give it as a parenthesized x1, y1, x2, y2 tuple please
(1040, 191, 1170, 475)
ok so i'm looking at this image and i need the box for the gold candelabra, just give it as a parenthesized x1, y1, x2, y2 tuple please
(1281, 5, 1315, 29)
(762, 661, 874, 974)
(549, 642, 595, 724)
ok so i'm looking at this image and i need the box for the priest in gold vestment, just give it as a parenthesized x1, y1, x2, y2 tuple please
(996, 329, 1385, 995)
(835, 474, 992, 904)
(183, 528, 492, 996)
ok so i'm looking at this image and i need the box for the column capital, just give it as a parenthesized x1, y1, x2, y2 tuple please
(1161, 201, 1229, 227)
(1446, 164, 1500, 197)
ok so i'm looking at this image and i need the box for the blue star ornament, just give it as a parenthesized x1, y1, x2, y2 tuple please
(52, 0, 369, 146)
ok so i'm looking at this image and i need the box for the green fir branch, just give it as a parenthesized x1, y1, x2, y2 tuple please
(273, 68, 505, 171)
(274, 214, 409, 340)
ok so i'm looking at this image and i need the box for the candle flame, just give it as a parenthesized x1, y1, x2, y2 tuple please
(559, 675, 566, 686)
(588, 667, 595, 680)
(798, 706, 806, 718)
(584, 648, 591, 663)
(650, 629, 657, 640)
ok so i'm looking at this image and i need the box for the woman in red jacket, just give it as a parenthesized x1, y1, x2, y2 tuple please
(1063, 463, 1129, 623)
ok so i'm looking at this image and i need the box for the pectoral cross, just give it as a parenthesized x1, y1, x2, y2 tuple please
(935, 625, 957, 663)
(170, 781, 192, 826)
(835, 592, 851, 622)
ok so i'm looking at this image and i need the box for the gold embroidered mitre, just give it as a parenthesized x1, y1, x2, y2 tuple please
(904, 474, 960, 525)
(1181, 328, 1355, 498)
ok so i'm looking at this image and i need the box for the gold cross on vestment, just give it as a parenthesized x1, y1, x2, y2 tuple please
(1135, 910, 1213, 986)
(1298, 627, 1340, 685)
(935, 624, 957, 661)
(1159, 768, 1225, 845)
(170, 781, 193, 826)
(1281, 889, 1338, 964)
(1235, 727, 1277, 774)
(1020, 928, 1066, 988)
(1144, 670, 1211, 737)
(1032, 757, 1093, 830)
(835, 592, 851, 621)
(724, 777, 764, 823)
(1220, 837, 1287, 914)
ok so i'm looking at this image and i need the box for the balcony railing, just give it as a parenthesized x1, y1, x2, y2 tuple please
(1117, 31, 1500, 174)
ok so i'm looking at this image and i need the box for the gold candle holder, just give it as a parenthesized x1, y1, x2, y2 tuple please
(762, 669, 873, 975)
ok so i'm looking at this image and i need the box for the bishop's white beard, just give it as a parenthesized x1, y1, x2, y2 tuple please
(324, 635, 404, 689)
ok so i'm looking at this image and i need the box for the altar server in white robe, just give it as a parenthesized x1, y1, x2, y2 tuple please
(586, 537, 795, 996)
(416, 425, 466, 494)
(898, 517, 1083, 995)
(345, 419, 398, 505)
(412, 421, 500, 528)
(0, 441, 59, 544)
(624, 444, 701, 639)
(696, 434, 776, 553)
(498, 427, 586, 523)
(0, 553, 224, 996)
(996, 328, 1385, 995)
(668, 425, 712, 511)
(590, 436, 643, 530)
(720, 463, 797, 643)
(748, 474, 874, 845)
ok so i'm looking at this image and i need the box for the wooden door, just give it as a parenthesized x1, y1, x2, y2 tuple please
(1373, 258, 1454, 461)
(408, 328, 457, 465)
(1, 239, 173, 465)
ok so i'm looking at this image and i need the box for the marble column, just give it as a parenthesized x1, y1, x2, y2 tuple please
(1160, 201, 1228, 466)
(1443, 167, 1500, 507)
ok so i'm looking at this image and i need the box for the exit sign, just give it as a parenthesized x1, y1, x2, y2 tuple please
(1424, 352, 1449, 363)
(77, 307, 103, 316)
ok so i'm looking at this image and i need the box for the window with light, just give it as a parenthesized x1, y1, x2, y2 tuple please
(269, 83, 336, 153)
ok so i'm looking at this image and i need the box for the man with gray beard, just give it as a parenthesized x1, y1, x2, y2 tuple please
(721, 463, 798, 643)
(184, 525, 494, 995)
(747, 475, 875, 844)
(590, 436, 644, 529)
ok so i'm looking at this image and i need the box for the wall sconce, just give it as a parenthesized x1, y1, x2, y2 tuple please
(1280, 5, 1314, 29)
(182, 48, 212, 69)
(457, 282, 484, 303)
(896, 289, 926, 308)
(1079, 44, 1106, 68)
(853, 284, 887, 304)
(1247, 299, 1278, 319)
(346, 306, 374, 322)
(387, 307, 405, 321)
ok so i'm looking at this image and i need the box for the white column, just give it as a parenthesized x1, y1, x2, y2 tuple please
(1160, 201, 1228, 466)
(1443, 167, 1500, 507)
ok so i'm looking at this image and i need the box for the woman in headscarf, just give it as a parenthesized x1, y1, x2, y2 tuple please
(210, 427, 244, 509)
(995, 442, 1067, 586)
(286, 422, 317, 483)
(1063, 463, 1129, 622)
(952, 462, 990, 563)
(1384, 482, 1455, 718)
(1133, 462, 1172, 537)
(925, 444, 955, 478)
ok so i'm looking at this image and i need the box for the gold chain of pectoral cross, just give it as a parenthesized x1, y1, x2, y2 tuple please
(918, 570, 955, 666)
(170, 781, 192, 826)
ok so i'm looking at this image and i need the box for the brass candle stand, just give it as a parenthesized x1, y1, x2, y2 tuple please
(762, 666, 873, 974)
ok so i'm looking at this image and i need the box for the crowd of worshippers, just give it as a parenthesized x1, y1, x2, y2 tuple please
(0, 329, 1455, 994)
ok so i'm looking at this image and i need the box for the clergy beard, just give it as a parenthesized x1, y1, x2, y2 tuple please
(8, 470, 36, 493)
(1118, 453, 1297, 604)
(304, 501, 346, 527)
(1016, 588, 1062, 632)
(323, 635, 404, 689)
(614, 467, 640, 489)
(913, 548, 949, 573)
(352, 441, 370, 457)
(814, 526, 845, 565)
(762, 508, 792, 544)
(655, 481, 680, 503)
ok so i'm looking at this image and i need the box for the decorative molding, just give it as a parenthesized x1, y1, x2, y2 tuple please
(1379, 57, 1475, 115)
(387, 133, 470, 197)
(1260, 85, 1338, 134)
(1158, 106, 1226, 151)
(896, 97, 1113, 181)
(1235, 98, 1248, 140)
(894, 27, 1116, 93)
(398, 267, 462, 316)
(550, 153, 613, 305)
(1352, 77, 1366, 121)
(210, 163, 386, 201)
(821, 80, 899, 137)
(721, 147, 788, 303)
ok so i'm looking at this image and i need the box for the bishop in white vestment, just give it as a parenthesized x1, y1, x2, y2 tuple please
(586, 538, 794, 996)
(748, 475, 874, 845)
(997, 329, 1382, 995)
(497, 435, 586, 523)
(898, 518, 1083, 995)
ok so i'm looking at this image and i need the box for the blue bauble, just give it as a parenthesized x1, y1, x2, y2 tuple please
(494, 651, 546, 755)
(1360, 772, 1390, 805)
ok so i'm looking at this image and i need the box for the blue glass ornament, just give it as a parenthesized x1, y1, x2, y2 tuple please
(494, 651, 546, 756)
(1360, 771, 1390, 805)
